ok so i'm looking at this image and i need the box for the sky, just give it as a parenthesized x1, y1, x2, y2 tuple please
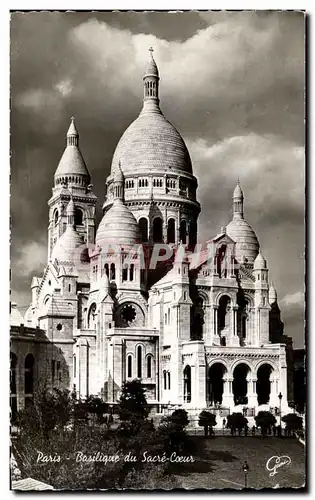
(10, 10, 305, 347)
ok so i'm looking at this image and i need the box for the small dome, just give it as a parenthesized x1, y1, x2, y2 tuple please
(55, 147, 90, 177)
(226, 218, 259, 264)
(269, 284, 277, 304)
(51, 226, 83, 263)
(254, 252, 267, 270)
(96, 200, 140, 248)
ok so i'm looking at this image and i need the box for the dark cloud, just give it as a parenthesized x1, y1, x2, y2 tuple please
(10, 11, 305, 347)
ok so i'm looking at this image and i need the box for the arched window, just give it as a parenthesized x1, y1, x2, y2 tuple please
(167, 371, 171, 390)
(147, 355, 152, 378)
(184, 365, 191, 403)
(110, 263, 116, 280)
(25, 353, 35, 397)
(218, 295, 231, 336)
(130, 263, 134, 281)
(10, 353, 17, 421)
(153, 217, 163, 243)
(167, 218, 175, 243)
(122, 266, 128, 282)
(88, 303, 97, 329)
(54, 210, 59, 226)
(127, 355, 132, 378)
(74, 208, 83, 226)
(163, 370, 167, 390)
(104, 263, 109, 277)
(189, 221, 197, 248)
(137, 346, 142, 378)
(180, 220, 187, 244)
(68, 284, 71, 292)
(73, 355, 76, 378)
(139, 218, 148, 243)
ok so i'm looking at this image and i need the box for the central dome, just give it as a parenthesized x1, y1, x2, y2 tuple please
(110, 49, 192, 177)
(110, 111, 193, 176)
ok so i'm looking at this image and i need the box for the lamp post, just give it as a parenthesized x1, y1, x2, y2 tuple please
(278, 392, 283, 436)
(242, 461, 249, 488)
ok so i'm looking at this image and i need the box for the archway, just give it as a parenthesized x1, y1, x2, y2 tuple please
(167, 218, 175, 243)
(257, 364, 273, 405)
(191, 296, 204, 340)
(189, 221, 197, 248)
(217, 244, 227, 277)
(218, 295, 231, 337)
(74, 208, 83, 226)
(153, 217, 163, 243)
(233, 363, 250, 405)
(183, 365, 191, 403)
(180, 220, 187, 244)
(208, 363, 226, 405)
(139, 217, 148, 243)
(88, 303, 97, 329)
(237, 292, 249, 345)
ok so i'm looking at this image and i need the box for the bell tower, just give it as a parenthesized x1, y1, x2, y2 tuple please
(48, 117, 97, 261)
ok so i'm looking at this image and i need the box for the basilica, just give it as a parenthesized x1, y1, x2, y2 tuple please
(10, 50, 293, 419)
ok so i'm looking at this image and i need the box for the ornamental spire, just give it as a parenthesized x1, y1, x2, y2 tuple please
(142, 47, 161, 115)
(67, 116, 79, 147)
(233, 178, 244, 220)
(113, 160, 125, 202)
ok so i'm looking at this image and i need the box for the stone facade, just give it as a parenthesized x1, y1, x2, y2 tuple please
(11, 50, 294, 419)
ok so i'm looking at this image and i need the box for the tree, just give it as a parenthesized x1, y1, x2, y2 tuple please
(117, 380, 149, 434)
(169, 409, 189, 430)
(84, 395, 109, 424)
(226, 413, 248, 435)
(255, 411, 276, 436)
(282, 413, 303, 433)
(198, 410, 217, 437)
(158, 409, 190, 453)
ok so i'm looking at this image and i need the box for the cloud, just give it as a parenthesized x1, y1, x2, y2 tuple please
(64, 14, 304, 141)
(13, 240, 47, 279)
(54, 78, 73, 97)
(189, 133, 304, 226)
(280, 291, 304, 308)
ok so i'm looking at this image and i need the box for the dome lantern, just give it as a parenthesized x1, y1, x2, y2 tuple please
(233, 178, 244, 220)
(67, 116, 79, 147)
(226, 181, 260, 264)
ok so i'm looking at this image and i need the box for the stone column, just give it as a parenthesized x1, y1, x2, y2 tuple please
(163, 223, 168, 243)
(212, 305, 220, 345)
(269, 375, 279, 407)
(247, 376, 258, 408)
(229, 306, 239, 346)
(222, 376, 234, 409)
